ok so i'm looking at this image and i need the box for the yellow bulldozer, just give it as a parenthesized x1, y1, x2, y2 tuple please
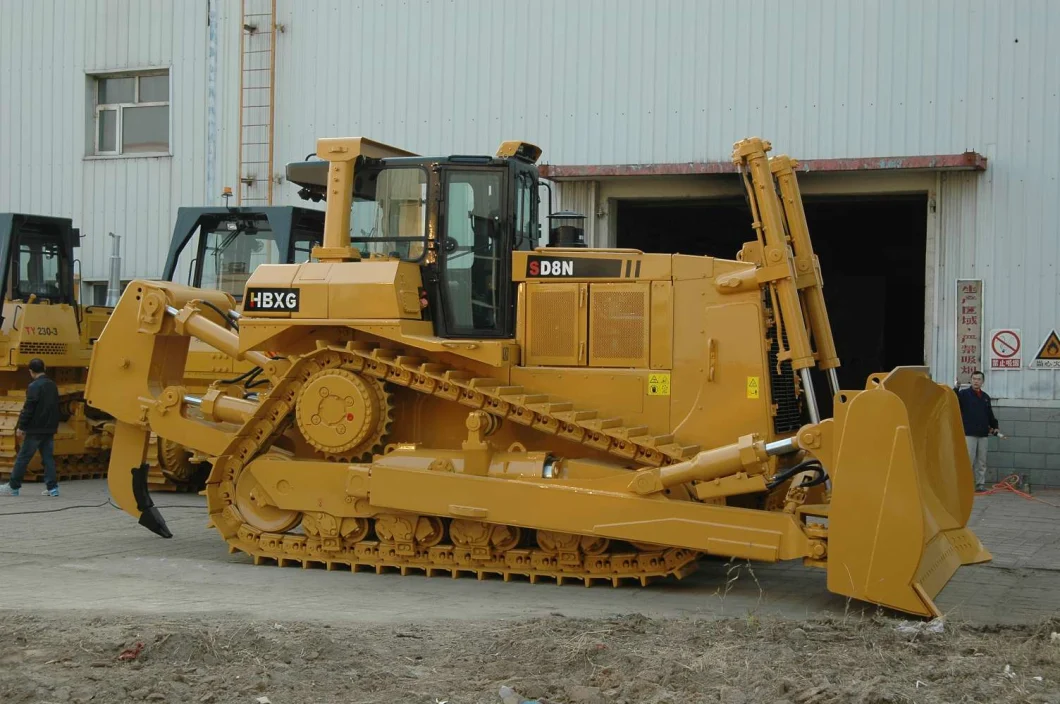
(146, 205, 323, 488)
(85, 136, 990, 617)
(0, 213, 113, 480)
(0, 207, 323, 489)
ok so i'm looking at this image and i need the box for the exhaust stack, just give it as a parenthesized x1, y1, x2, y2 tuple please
(106, 232, 122, 306)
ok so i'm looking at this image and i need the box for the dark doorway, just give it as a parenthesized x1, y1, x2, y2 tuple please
(616, 194, 928, 419)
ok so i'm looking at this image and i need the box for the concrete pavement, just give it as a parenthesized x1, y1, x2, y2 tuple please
(0, 479, 1056, 625)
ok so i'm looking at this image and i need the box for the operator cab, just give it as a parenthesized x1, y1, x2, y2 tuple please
(0, 214, 78, 328)
(164, 207, 325, 301)
(288, 144, 542, 339)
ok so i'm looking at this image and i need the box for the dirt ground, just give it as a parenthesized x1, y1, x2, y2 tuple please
(0, 612, 1057, 704)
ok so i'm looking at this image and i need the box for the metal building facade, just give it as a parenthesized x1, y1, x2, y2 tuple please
(216, 0, 1057, 409)
(0, 0, 210, 291)
(0, 0, 1056, 416)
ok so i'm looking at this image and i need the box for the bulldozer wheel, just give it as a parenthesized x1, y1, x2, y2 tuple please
(234, 469, 302, 534)
(296, 369, 391, 461)
(580, 536, 610, 555)
(341, 518, 370, 545)
(375, 514, 445, 548)
(158, 438, 205, 484)
(537, 530, 580, 553)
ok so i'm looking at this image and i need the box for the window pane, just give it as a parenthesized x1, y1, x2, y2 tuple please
(443, 170, 504, 331)
(171, 229, 200, 286)
(16, 239, 63, 300)
(292, 231, 320, 262)
(122, 105, 168, 153)
(515, 173, 535, 249)
(200, 223, 281, 300)
(98, 77, 134, 104)
(139, 74, 168, 102)
(349, 167, 428, 260)
(98, 109, 117, 152)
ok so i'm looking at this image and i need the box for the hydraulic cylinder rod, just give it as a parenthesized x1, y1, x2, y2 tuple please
(184, 391, 258, 425)
(800, 368, 821, 424)
(165, 305, 272, 369)
(732, 138, 816, 372)
(629, 433, 799, 496)
(770, 155, 842, 380)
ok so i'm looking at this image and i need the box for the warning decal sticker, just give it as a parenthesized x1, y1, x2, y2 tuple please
(647, 373, 671, 396)
(1028, 330, 1060, 370)
(988, 329, 1021, 370)
(747, 376, 760, 399)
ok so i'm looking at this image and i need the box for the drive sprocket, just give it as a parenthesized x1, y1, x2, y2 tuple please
(157, 436, 208, 485)
(295, 368, 391, 461)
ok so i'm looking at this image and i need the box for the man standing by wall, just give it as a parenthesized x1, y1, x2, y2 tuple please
(0, 358, 61, 497)
(955, 370, 999, 492)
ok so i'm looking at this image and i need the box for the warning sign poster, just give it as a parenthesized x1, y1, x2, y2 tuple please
(1028, 330, 1060, 369)
(956, 280, 983, 382)
(988, 329, 1021, 370)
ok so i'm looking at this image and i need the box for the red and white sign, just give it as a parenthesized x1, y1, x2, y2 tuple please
(956, 280, 983, 383)
(988, 328, 1021, 370)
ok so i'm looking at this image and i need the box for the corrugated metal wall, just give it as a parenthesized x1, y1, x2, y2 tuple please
(219, 0, 1057, 166)
(0, 0, 1056, 401)
(237, 0, 1057, 402)
(0, 0, 208, 284)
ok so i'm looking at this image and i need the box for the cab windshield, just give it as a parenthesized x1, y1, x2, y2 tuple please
(200, 224, 283, 299)
(350, 166, 429, 260)
(14, 237, 66, 301)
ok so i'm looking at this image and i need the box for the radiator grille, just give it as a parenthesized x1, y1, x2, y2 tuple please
(19, 342, 68, 357)
(766, 298, 802, 433)
(590, 288, 648, 366)
(527, 287, 579, 364)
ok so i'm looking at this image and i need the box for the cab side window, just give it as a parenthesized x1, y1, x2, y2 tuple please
(514, 171, 536, 250)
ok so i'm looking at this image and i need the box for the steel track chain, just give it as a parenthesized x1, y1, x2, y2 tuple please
(0, 392, 111, 482)
(203, 344, 702, 584)
(337, 341, 699, 467)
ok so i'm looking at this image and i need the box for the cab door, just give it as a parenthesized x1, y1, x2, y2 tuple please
(436, 167, 514, 338)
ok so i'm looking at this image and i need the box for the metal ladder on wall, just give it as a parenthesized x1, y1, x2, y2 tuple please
(237, 0, 281, 205)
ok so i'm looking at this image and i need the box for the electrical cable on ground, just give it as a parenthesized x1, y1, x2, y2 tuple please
(0, 498, 204, 517)
(975, 473, 1060, 508)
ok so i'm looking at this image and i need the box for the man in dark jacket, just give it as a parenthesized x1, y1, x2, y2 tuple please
(954, 370, 999, 492)
(0, 358, 61, 497)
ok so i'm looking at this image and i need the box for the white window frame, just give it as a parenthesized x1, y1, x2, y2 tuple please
(89, 67, 171, 158)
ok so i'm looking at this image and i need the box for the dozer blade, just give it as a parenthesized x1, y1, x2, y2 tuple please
(826, 367, 991, 617)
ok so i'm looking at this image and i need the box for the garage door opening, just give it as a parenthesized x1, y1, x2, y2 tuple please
(616, 194, 928, 420)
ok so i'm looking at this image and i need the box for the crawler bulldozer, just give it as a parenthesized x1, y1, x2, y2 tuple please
(146, 205, 323, 488)
(0, 213, 113, 481)
(86, 136, 990, 617)
(0, 207, 323, 489)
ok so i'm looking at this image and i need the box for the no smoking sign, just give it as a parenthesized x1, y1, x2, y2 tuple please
(988, 329, 1021, 370)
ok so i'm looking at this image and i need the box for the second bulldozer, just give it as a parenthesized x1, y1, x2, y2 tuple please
(0, 207, 324, 490)
(86, 135, 989, 618)
(146, 205, 324, 488)
(0, 214, 113, 481)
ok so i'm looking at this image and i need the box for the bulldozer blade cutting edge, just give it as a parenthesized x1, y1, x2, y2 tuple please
(826, 367, 991, 617)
